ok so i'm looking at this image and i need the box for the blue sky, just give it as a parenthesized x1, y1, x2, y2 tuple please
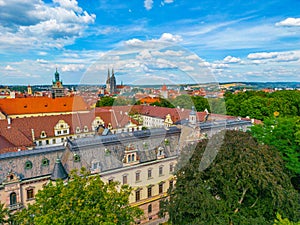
(0, 0, 300, 85)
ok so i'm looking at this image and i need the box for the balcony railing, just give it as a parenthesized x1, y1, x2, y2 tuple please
(8, 203, 23, 211)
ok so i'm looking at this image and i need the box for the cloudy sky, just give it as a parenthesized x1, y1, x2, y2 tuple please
(0, 0, 300, 85)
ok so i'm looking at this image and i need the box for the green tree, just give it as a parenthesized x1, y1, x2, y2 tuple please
(96, 96, 115, 107)
(0, 202, 8, 224)
(191, 96, 210, 112)
(171, 95, 194, 109)
(251, 117, 300, 175)
(274, 214, 300, 225)
(14, 168, 142, 225)
(161, 130, 300, 225)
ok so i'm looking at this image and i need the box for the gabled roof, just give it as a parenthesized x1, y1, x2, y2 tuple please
(0, 96, 89, 116)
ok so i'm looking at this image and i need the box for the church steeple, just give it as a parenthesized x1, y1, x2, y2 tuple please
(54, 68, 60, 82)
(107, 68, 110, 82)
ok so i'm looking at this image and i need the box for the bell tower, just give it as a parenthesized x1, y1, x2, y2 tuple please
(51, 69, 64, 98)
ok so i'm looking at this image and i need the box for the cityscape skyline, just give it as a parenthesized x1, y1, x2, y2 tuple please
(0, 0, 300, 85)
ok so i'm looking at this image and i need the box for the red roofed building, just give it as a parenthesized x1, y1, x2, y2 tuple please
(0, 109, 141, 152)
(0, 96, 89, 119)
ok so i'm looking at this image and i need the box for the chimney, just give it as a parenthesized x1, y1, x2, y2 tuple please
(7, 117, 11, 129)
(31, 129, 35, 141)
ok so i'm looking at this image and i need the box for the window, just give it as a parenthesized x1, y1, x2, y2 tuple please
(52, 139, 56, 144)
(57, 131, 61, 135)
(135, 190, 141, 201)
(136, 172, 140, 182)
(42, 158, 49, 167)
(169, 164, 174, 173)
(123, 175, 127, 185)
(147, 187, 152, 198)
(159, 183, 163, 194)
(40, 131, 46, 138)
(10, 192, 17, 205)
(73, 154, 80, 162)
(131, 154, 135, 161)
(61, 138, 64, 142)
(45, 140, 49, 145)
(26, 189, 34, 200)
(108, 178, 113, 184)
(25, 161, 33, 170)
(169, 180, 174, 190)
(38, 141, 42, 146)
(148, 169, 152, 179)
(148, 204, 152, 213)
(84, 126, 88, 132)
(63, 130, 68, 134)
(127, 155, 131, 162)
(159, 166, 163, 176)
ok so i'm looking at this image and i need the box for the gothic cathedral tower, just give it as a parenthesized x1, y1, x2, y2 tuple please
(105, 68, 116, 94)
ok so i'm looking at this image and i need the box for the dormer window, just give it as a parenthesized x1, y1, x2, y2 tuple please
(73, 154, 80, 162)
(158, 147, 164, 156)
(83, 126, 88, 132)
(42, 158, 49, 167)
(25, 161, 33, 170)
(40, 131, 47, 138)
(164, 138, 170, 145)
(76, 127, 81, 134)
(105, 148, 111, 156)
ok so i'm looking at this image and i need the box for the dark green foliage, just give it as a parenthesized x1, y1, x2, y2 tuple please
(161, 131, 300, 225)
(150, 98, 175, 108)
(13, 168, 142, 225)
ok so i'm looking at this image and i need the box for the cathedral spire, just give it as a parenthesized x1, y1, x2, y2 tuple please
(106, 68, 110, 83)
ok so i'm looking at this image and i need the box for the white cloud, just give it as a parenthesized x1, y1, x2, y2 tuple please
(124, 33, 182, 49)
(0, 0, 95, 50)
(53, 0, 82, 12)
(276, 18, 300, 27)
(61, 64, 85, 72)
(247, 52, 278, 60)
(144, 0, 153, 10)
(36, 59, 48, 64)
(164, 0, 174, 3)
(4, 65, 15, 71)
(159, 33, 182, 42)
(186, 54, 200, 60)
(247, 51, 299, 63)
(223, 55, 241, 63)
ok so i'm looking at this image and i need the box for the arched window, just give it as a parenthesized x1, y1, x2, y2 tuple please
(127, 155, 131, 162)
(131, 154, 135, 161)
(10, 192, 17, 205)
(148, 204, 152, 213)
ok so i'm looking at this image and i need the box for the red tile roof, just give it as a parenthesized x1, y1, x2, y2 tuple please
(0, 109, 137, 149)
(0, 96, 89, 116)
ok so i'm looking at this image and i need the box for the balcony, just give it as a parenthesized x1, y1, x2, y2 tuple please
(8, 203, 23, 211)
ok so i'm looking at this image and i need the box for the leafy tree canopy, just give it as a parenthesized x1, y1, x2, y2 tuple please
(161, 130, 300, 225)
(251, 117, 300, 176)
(224, 90, 300, 120)
(14, 168, 142, 225)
